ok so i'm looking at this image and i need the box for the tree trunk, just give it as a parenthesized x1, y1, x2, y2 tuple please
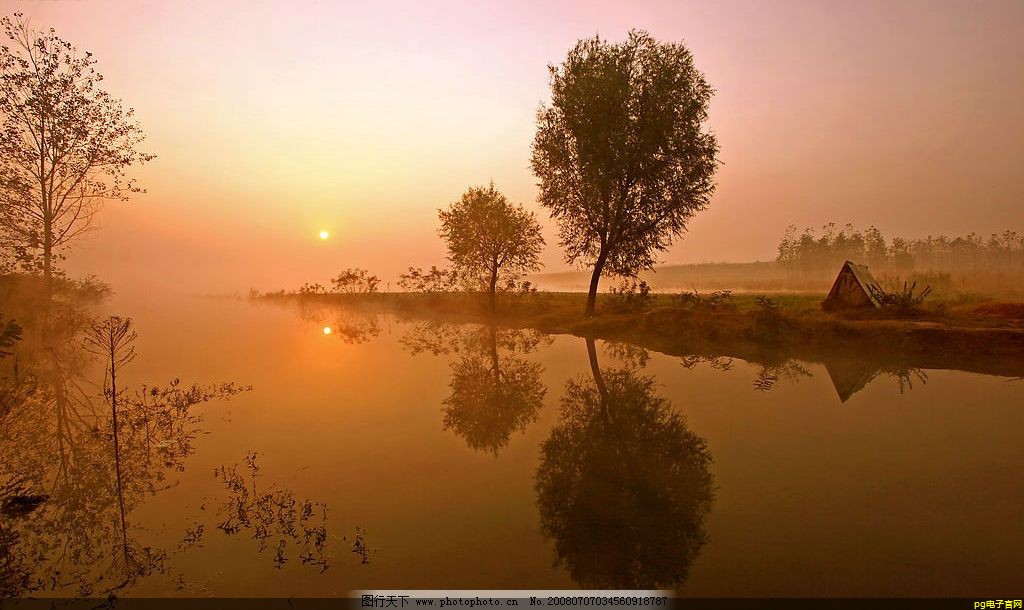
(488, 266, 498, 312)
(586, 337, 625, 435)
(585, 338, 608, 403)
(489, 325, 500, 385)
(585, 250, 608, 317)
(42, 219, 53, 288)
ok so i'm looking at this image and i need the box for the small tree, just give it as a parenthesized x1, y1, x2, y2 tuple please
(0, 14, 154, 282)
(532, 31, 719, 315)
(438, 182, 544, 309)
(330, 268, 379, 294)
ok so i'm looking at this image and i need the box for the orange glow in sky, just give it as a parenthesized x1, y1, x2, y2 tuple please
(7, 0, 1019, 294)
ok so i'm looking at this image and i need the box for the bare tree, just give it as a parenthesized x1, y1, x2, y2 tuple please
(532, 31, 719, 315)
(438, 182, 544, 310)
(0, 14, 154, 282)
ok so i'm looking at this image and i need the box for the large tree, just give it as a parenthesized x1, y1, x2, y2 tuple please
(532, 30, 719, 315)
(438, 182, 544, 309)
(0, 14, 153, 282)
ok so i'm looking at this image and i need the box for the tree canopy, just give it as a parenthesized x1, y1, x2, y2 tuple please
(531, 30, 718, 315)
(438, 182, 544, 308)
(441, 326, 547, 454)
(0, 13, 153, 280)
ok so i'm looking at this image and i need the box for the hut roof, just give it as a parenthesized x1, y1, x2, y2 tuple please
(845, 261, 883, 307)
(823, 260, 883, 309)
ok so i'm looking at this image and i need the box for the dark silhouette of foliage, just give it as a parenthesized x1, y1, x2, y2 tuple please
(0, 14, 154, 281)
(602, 340, 650, 370)
(0, 316, 20, 356)
(298, 282, 327, 295)
(0, 308, 249, 596)
(604, 279, 652, 313)
(330, 268, 380, 294)
(670, 289, 736, 312)
(441, 325, 547, 454)
(294, 302, 382, 344)
(892, 367, 928, 394)
(401, 321, 549, 454)
(534, 338, 714, 588)
(531, 30, 719, 315)
(397, 265, 460, 293)
(679, 354, 734, 372)
(747, 295, 783, 336)
(213, 452, 330, 572)
(398, 319, 467, 356)
(438, 182, 544, 310)
(867, 280, 932, 311)
(350, 526, 376, 565)
(397, 323, 548, 452)
(83, 316, 138, 586)
(753, 360, 812, 392)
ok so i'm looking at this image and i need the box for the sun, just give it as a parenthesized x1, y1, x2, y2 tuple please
(319, 230, 330, 240)
(322, 326, 332, 336)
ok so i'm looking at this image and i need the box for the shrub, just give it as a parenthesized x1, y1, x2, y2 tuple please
(670, 289, 735, 312)
(397, 266, 460, 293)
(750, 295, 785, 341)
(605, 279, 652, 313)
(867, 280, 932, 311)
(330, 268, 379, 294)
(298, 282, 326, 295)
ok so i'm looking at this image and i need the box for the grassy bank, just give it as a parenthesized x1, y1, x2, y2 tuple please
(258, 290, 1024, 378)
(531, 261, 1024, 298)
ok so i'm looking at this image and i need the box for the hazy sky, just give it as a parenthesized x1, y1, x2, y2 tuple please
(3, 0, 1022, 292)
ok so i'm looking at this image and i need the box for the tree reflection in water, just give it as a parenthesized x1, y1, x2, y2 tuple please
(535, 338, 715, 589)
(752, 360, 812, 392)
(295, 301, 382, 344)
(0, 306, 249, 596)
(401, 321, 549, 454)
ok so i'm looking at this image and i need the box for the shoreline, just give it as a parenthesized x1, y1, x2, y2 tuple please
(256, 291, 1024, 379)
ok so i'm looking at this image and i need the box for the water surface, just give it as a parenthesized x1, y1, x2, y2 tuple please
(2, 295, 1022, 597)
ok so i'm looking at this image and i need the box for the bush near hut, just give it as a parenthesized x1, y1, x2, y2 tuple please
(749, 295, 787, 341)
(867, 280, 932, 312)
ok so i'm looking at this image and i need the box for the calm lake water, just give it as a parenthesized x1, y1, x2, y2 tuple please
(2, 294, 1023, 597)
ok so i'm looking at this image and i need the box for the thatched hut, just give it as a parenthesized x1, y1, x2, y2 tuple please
(822, 261, 882, 310)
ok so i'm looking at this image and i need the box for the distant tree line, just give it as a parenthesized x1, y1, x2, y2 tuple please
(777, 223, 1024, 277)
